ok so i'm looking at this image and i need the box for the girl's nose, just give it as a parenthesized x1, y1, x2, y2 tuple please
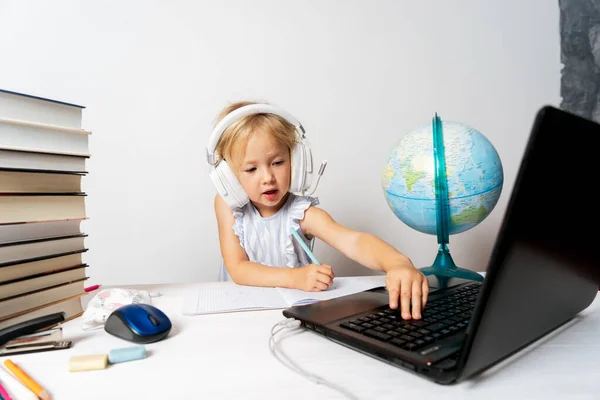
(261, 168, 275, 183)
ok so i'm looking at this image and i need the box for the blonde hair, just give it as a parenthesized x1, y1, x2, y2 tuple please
(214, 101, 298, 173)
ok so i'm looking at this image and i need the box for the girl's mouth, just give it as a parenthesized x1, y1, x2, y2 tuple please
(263, 189, 278, 200)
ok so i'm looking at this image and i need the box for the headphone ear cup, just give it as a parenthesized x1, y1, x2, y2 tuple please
(290, 142, 307, 194)
(209, 160, 249, 209)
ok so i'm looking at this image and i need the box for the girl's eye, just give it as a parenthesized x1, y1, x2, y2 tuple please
(273, 160, 284, 166)
(244, 167, 256, 173)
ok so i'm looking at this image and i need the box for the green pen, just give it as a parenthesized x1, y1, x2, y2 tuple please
(290, 227, 335, 289)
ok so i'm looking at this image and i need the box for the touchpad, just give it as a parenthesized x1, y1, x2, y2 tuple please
(283, 291, 388, 325)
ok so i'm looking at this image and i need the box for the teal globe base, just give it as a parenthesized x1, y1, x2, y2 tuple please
(419, 245, 484, 286)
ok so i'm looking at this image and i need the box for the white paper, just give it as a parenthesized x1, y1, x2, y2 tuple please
(182, 282, 288, 315)
(181, 276, 387, 315)
(276, 275, 386, 306)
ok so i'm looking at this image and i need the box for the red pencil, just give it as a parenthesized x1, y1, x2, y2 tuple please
(84, 284, 101, 292)
(0, 379, 13, 400)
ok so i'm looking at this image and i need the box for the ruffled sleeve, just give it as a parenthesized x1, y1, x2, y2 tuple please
(285, 195, 319, 267)
(218, 206, 246, 282)
(231, 206, 245, 249)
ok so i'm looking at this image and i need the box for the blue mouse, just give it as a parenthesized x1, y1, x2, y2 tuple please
(104, 304, 172, 344)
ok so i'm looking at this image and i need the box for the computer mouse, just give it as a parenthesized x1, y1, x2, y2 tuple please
(104, 304, 172, 344)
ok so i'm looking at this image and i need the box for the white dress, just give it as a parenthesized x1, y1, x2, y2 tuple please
(218, 194, 319, 281)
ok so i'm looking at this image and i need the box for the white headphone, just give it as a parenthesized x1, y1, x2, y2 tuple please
(206, 104, 325, 209)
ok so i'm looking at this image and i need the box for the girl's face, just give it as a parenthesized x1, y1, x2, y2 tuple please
(237, 130, 291, 217)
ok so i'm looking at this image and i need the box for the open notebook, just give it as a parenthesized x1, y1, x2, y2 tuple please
(182, 275, 386, 315)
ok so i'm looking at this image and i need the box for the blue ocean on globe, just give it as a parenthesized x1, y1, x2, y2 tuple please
(382, 121, 503, 236)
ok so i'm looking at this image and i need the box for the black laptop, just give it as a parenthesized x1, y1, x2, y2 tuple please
(283, 105, 599, 384)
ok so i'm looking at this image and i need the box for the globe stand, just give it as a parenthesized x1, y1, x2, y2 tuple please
(420, 244, 484, 287)
(419, 114, 484, 287)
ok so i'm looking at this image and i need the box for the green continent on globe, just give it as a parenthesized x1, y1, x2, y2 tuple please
(403, 168, 427, 192)
(451, 204, 488, 226)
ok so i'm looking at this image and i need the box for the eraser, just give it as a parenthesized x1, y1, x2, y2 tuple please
(108, 345, 147, 364)
(68, 354, 108, 372)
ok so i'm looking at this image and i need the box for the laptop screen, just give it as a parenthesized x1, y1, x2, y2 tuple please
(502, 107, 598, 283)
(459, 106, 599, 380)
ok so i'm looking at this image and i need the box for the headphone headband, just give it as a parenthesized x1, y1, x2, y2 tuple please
(206, 104, 305, 165)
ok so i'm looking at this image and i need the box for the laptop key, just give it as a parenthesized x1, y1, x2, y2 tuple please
(363, 329, 392, 342)
(340, 322, 366, 333)
(425, 322, 446, 332)
(403, 343, 419, 351)
(390, 338, 406, 347)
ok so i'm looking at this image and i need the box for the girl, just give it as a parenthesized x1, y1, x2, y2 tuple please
(209, 101, 428, 320)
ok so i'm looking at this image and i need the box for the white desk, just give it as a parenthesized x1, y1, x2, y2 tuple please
(1, 283, 599, 400)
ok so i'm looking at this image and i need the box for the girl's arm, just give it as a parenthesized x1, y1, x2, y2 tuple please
(301, 206, 428, 319)
(214, 195, 293, 287)
(214, 195, 333, 290)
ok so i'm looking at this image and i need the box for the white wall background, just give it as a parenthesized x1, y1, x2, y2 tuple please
(0, 0, 561, 285)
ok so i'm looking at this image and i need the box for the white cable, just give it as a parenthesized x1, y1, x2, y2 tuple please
(269, 318, 360, 400)
(306, 160, 327, 197)
(306, 174, 323, 196)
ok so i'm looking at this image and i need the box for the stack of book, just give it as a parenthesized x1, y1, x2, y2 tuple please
(0, 89, 91, 331)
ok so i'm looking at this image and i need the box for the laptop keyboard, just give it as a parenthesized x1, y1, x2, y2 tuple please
(340, 282, 481, 352)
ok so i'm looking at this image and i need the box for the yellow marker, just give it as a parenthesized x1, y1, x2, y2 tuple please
(3, 359, 50, 400)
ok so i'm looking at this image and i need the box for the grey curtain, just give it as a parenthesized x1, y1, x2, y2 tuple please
(560, 0, 600, 122)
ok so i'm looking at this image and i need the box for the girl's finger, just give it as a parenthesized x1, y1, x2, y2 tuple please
(422, 278, 429, 310)
(399, 280, 412, 319)
(316, 272, 333, 286)
(411, 280, 422, 319)
(317, 264, 333, 277)
(387, 279, 399, 310)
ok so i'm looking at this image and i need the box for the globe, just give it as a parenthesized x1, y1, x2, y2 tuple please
(382, 116, 503, 283)
(382, 120, 503, 237)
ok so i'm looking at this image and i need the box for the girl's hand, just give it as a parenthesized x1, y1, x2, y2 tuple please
(292, 264, 335, 291)
(386, 264, 429, 320)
